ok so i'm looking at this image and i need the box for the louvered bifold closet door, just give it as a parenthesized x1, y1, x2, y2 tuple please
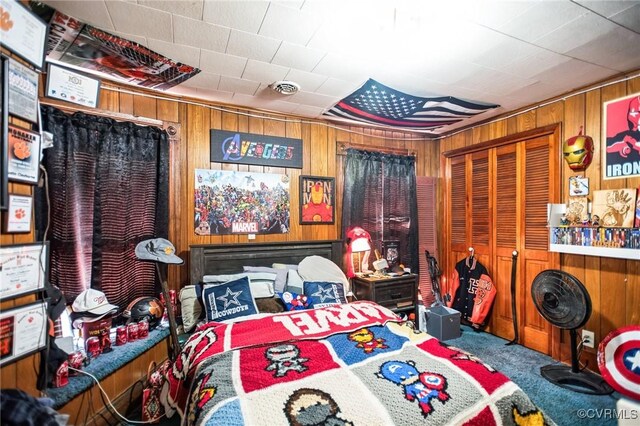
(470, 152, 491, 275)
(520, 136, 559, 355)
(416, 177, 438, 306)
(448, 156, 468, 285)
(492, 145, 519, 339)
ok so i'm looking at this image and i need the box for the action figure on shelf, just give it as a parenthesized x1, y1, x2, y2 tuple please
(591, 215, 600, 227)
(560, 214, 569, 226)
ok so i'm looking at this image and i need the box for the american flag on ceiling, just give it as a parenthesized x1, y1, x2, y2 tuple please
(323, 79, 499, 132)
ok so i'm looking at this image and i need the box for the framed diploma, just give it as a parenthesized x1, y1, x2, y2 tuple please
(4, 193, 33, 233)
(8, 58, 39, 123)
(0, 301, 48, 366)
(0, 242, 48, 301)
(46, 63, 101, 109)
(7, 124, 40, 184)
(0, 0, 49, 69)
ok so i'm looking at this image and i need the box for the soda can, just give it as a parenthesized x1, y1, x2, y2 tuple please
(100, 329, 113, 353)
(138, 320, 149, 339)
(115, 326, 128, 346)
(68, 351, 85, 375)
(54, 360, 69, 388)
(86, 336, 101, 358)
(127, 322, 139, 341)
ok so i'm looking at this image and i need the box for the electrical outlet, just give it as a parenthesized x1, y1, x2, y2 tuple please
(582, 329, 595, 348)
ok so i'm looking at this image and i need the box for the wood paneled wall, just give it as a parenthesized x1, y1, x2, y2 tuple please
(438, 74, 640, 366)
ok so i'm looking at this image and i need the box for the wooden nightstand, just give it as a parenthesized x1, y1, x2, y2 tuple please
(351, 274, 418, 320)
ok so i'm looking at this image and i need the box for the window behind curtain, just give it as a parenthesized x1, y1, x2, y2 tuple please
(36, 106, 170, 311)
(342, 149, 418, 273)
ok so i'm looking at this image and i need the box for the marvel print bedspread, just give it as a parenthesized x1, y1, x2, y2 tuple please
(162, 301, 554, 426)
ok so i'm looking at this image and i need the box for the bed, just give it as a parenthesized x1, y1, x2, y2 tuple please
(161, 241, 555, 426)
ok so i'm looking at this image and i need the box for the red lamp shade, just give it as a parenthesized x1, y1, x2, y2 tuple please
(345, 227, 372, 278)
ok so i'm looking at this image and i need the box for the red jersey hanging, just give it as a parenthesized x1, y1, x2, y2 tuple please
(445, 256, 496, 329)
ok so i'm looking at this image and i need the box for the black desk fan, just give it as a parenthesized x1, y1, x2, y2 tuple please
(530, 269, 612, 395)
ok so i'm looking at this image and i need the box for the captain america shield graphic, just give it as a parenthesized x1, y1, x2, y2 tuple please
(597, 325, 640, 400)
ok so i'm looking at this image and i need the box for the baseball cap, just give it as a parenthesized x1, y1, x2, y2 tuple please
(135, 238, 184, 265)
(72, 288, 118, 315)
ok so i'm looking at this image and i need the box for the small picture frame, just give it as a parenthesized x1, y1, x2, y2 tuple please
(299, 175, 335, 224)
(5, 193, 33, 233)
(569, 176, 589, 196)
(7, 125, 40, 184)
(46, 63, 101, 109)
(0, 242, 49, 302)
(8, 58, 39, 123)
(0, 0, 49, 70)
(0, 301, 48, 367)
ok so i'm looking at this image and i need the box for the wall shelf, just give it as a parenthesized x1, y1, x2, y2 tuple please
(547, 204, 640, 260)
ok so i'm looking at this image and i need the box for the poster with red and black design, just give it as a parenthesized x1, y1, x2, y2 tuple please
(603, 93, 640, 180)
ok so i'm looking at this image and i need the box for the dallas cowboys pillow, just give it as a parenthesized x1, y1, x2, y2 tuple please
(303, 281, 347, 308)
(200, 276, 259, 322)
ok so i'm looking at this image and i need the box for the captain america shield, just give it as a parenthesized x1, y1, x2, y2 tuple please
(597, 325, 640, 400)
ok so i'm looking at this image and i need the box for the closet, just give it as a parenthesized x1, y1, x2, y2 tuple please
(443, 124, 561, 355)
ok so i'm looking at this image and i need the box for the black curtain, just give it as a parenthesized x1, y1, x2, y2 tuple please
(36, 105, 169, 311)
(342, 149, 418, 273)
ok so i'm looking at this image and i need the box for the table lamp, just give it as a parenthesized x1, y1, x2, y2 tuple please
(346, 226, 372, 277)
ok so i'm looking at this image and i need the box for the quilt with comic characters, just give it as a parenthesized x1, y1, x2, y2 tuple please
(160, 301, 555, 426)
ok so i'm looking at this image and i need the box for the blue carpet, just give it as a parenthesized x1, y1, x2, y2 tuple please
(448, 326, 620, 426)
(47, 327, 170, 409)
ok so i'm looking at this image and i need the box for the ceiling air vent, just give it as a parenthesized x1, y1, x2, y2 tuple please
(270, 80, 300, 95)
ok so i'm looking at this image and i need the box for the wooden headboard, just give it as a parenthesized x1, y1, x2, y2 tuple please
(189, 240, 343, 284)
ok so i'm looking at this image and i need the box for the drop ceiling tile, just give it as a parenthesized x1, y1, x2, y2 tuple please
(501, 49, 572, 79)
(179, 72, 220, 90)
(574, 1, 639, 18)
(312, 53, 369, 83)
(283, 69, 328, 93)
(291, 104, 326, 118)
(271, 42, 325, 72)
(315, 78, 360, 98)
(105, 1, 172, 42)
(234, 91, 300, 114)
(147, 38, 200, 67)
(610, 3, 640, 33)
(202, 1, 269, 33)
(242, 60, 289, 84)
(44, 0, 114, 30)
(288, 91, 339, 108)
(497, 0, 586, 42)
(227, 30, 281, 63)
(218, 76, 261, 96)
(259, 2, 322, 45)
(471, 37, 543, 70)
(530, 59, 617, 92)
(139, 0, 204, 20)
(194, 88, 235, 103)
(452, 0, 540, 29)
(200, 49, 247, 78)
(534, 12, 619, 54)
(173, 15, 230, 52)
(566, 28, 640, 71)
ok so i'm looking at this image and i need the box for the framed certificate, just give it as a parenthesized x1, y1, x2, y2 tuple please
(7, 124, 40, 184)
(0, 242, 48, 301)
(0, 301, 48, 366)
(8, 58, 39, 123)
(0, 0, 49, 69)
(1, 55, 8, 210)
(46, 63, 101, 108)
(4, 193, 33, 233)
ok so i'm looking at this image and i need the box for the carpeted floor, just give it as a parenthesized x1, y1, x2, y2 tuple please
(448, 325, 620, 426)
(122, 326, 621, 426)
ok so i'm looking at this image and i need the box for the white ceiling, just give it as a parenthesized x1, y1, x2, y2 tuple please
(42, 0, 640, 136)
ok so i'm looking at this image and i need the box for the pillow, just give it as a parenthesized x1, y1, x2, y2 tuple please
(203, 272, 276, 298)
(298, 256, 350, 295)
(243, 266, 288, 293)
(179, 285, 202, 332)
(272, 263, 298, 271)
(285, 269, 304, 294)
(277, 291, 312, 311)
(303, 281, 348, 308)
(200, 276, 259, 322)
(255, 297, 286, 314)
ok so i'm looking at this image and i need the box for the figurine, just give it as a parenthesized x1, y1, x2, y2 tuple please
(560, 214, 569, 226)
(581, 214, 591, 227)
(591, 215, 600, 227)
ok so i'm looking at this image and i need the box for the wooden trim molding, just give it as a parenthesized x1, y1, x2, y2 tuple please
(39, 98, 163, 127)
(442, 124, 560, 157)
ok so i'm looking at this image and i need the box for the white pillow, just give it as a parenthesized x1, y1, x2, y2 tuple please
(298, 255, 350, 295)
(285, 269, 304, 294)
(202, 272, 276, 298)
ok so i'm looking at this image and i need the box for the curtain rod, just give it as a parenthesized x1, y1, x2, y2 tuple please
(39, 98, 163, 127)
(337, 141, 415, 156)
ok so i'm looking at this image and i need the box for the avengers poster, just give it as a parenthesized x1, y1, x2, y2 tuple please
(603, 93, 640, 179)
(195, 170, 290, 235)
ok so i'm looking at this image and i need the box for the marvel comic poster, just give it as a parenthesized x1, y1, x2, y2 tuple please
(603, 93, 640, 179)
(45, 10, 200, 90)
(195, 170, 290, 235)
